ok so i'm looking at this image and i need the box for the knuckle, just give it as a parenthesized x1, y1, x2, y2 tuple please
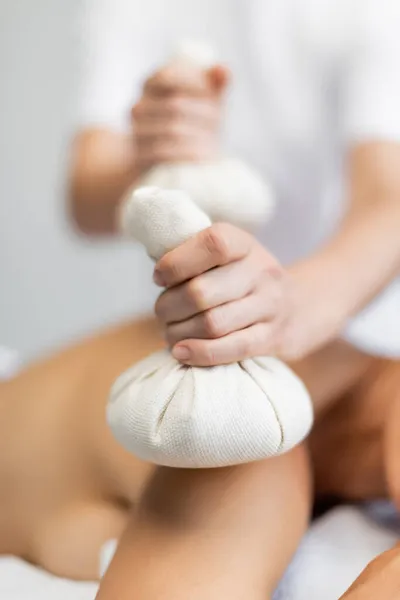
(164, 120, 182, 139)
(200, 343, 217, 366)
(237, 334, 252, 359)
(153, 142, 171, 161)
(203, 223, 233, 263)
(186, 278, 207, 310)
(164, 326, 177, 347)
(154, 294, 166, 320)
(157, 255, 179, 283)
(166, 96, 185, 117)
(131, 103, 140, 119)
(260, 254, 284, 282)
(202, 309, 223, 338)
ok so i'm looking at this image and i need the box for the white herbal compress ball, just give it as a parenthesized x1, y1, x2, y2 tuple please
(108, 187, 313, 469)
(135, 41, 275, 229)
(138, 158, 274, 230)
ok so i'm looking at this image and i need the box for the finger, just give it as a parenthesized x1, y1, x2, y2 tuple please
(171, 322, 277, 366)
(144, 66, 211, 97)
(135, 119, 208, 141)
(135, 120, 216, 152)
(133, 97, 220, 126)
(155, 255, 275, 324)
(206, 64, 231, 95)
(154, 223, 254, 288)
(165, 291, 279, 347)
(135, 137, 217, 168)
(156, 258, 258, 323)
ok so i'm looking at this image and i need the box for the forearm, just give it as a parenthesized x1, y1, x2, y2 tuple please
(69, 129, 139, 235)
(284, 146, 400, 360)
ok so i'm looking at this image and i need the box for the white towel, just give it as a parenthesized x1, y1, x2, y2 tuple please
(274, 506, 399, 600)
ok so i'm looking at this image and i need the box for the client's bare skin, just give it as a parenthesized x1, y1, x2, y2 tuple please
(0, 317, 397, 599)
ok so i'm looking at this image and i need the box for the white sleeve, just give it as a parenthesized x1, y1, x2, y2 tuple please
(341, 0, 400, 144)
(78, 0, 169, 132)
(343, 280, 400, 358)
(340, 0, 400, 357)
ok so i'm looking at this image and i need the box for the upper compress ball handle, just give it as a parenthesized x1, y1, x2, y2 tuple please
(170, 39, 217, 70)
(119, 186, 212, 261)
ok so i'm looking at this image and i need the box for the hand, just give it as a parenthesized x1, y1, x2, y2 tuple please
(132, 62, 229, 173)
(153, 223, 292, 366)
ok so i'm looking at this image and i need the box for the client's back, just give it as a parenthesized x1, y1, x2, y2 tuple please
(0, 317, 163, 579)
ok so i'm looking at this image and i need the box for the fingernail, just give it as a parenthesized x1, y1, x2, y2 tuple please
(153, 269, 166, 287)
(172, 345, 191, 361)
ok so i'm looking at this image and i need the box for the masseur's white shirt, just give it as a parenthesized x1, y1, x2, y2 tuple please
(79, 0, 400, 357)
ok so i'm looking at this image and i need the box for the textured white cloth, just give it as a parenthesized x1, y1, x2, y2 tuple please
(108, 348, 313, 468)
(108, 187, 313, 468)
(137, 158, 275, 230)
(119, 186, 211, 260)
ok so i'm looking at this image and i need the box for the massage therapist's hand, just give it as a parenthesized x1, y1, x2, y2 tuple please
(132, 62, 229, 174)
(153, 223, 295, 366)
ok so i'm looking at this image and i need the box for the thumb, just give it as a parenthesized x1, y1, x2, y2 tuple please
(206, 64, 230, 96)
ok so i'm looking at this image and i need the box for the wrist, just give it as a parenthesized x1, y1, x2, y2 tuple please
(276, 255, 348, 361)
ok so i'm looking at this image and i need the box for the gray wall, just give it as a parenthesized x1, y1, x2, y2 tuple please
(0, 0, 157, 360)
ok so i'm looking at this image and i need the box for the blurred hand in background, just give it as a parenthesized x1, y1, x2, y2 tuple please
(132, 62, 229, 173)
(70, 61, 229, 235)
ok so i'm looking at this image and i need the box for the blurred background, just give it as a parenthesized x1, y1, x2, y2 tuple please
(0, 0, 156, 360)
